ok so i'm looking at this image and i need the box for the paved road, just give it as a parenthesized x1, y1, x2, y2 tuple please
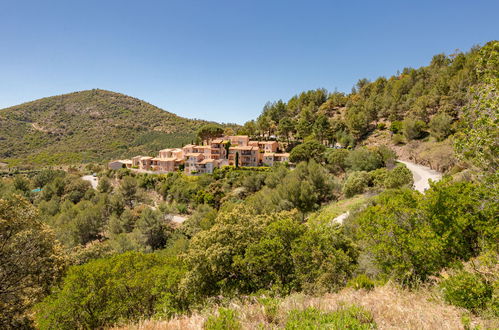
(81, 175, 99, 189)
(396, 160, 442, 193)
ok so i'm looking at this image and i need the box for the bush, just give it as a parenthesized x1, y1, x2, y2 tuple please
(34, 252, 186, 329)
(429, 113, 453, 141)
(377, 122, 386, 130)
(370, 164, 413, 189)
(392, 133, 405, 145)
(440, 271, 493, 313)
(345, 148, 383, 172)
(285, 306, 376, 329)
(390, 121, 403, 134)
(347, 274, 376, 291)
(204, 308, 241, 330)
(325, 149, 350, 173)
(402, 118, 426, 140)
(342, 171, 371, 197)
(291, 224, 358, 293)
(289, 140, 326, 163)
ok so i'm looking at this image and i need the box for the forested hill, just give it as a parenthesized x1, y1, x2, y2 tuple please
(245, 41, 498, 148)
(0, 89, 211, 165)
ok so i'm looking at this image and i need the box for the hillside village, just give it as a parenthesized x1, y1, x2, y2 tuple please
(109, 135, 290, 174)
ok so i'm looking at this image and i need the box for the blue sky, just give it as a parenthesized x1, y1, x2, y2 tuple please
(0, 0, 497, 124)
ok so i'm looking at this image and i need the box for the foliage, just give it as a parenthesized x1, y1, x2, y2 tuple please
(342, 171, 371, 197)
(34, 252, 186, 329)
(0, 195, 66, 328)
(285, 306, 376, 329)
(353, 180, 496, 285)
(440, 271, 493, 313)
(204, 308, 241, 330)
(345, 147, 383, 172)
(289, 140, 326, 163)
(291, 224, 358, 293)
(347, 274, 376, 291)
(402, 117, 426, 140)
(455, 41, 498, 175)
(197, 124, 224, 143)
(429, 113, 454, 141)
(325, 148, 350, 173)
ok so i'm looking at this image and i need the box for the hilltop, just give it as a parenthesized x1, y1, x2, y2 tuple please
(0, 89, 211, 165)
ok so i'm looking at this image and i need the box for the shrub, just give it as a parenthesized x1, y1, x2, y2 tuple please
(342, 171, 371, 197)
(326, 148, 350, 173)
(345, 147, 383, 172)
(377, 122, 386, 130)
(34, 252, 186, 329)
(347, 274, 376, 291)
(390, 121, 403, 134)
(291, 224, 358, 293)
(429, 113, 453, 141)
(440, 271, 492, 313)
(402, 118, 426, 140)
(285, 306, 376, 329)
(392, 133, 405, 145)
(204, 308, 241, 330)
(289, 140, 326, 163)
(370, 164, 413, 189)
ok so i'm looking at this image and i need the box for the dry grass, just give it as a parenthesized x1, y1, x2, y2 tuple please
(114, 284, 497, 330)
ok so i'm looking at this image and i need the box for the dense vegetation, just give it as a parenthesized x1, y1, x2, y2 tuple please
(0, 41, 497, 329)
(0, 89, 219, 166)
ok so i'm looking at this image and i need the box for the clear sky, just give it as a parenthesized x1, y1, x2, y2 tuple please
(0, 0, 497, 124)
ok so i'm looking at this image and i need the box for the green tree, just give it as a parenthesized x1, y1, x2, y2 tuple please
(197, 124, 224, 143)
(34, 252, 185, 329)
(429, 113, 453, 141)
(325, 148, 350, 173)
(402, 117, 426, 140)
(97, 176, 113, 193)
(133, 208, 172, 250)
(345, 147, 383, 171)
(342, 171, 371, 197)
(119, 176, 138, 207)
(291, 224, 358, 293)
(0, 196, 66, 327)
(289, 140, 326, 163)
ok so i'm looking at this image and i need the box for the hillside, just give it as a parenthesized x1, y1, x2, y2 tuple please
(0, 89, 209, 165)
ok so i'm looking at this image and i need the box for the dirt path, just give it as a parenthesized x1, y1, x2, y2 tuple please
(332, 160, 443, 223)
(396, 160, 442, 193)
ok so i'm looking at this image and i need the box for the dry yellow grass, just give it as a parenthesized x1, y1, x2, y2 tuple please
(113, 284, 497, 330)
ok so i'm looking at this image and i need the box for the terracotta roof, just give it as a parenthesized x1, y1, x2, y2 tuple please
(156, 157, 177, 162)
(199, 159, 216, 164)
(185, 153, 203, 157)
(140, 156, 153, 160)
(211, 139, 224, 143)
(230, 146, 258, 151)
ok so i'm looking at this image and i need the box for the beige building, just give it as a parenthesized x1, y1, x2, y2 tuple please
(118, 135, 289, 174)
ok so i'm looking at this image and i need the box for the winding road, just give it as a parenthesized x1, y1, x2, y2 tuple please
(396, 160, 442, 193)
(332, 160, 442, 224)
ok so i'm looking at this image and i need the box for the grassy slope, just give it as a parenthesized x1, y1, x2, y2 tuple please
(115, 284, 496, 329)
(0, 89, 210, 165)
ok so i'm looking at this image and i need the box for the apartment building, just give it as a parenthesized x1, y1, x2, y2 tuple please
(116, 135, 289, 175)
(228, 146, 260, 167)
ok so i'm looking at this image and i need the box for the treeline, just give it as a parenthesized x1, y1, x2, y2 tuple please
(240, 41, 497, 148)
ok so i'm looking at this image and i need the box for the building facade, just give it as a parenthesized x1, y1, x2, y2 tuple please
(112, 135, 290, 175)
